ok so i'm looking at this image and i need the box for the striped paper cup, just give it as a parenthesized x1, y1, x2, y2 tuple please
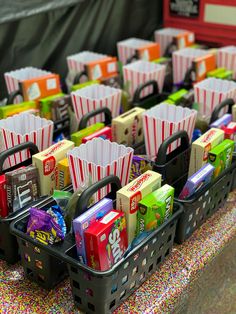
(194, 78, 236, 120)
(217, 46, 236, 79)
(4, 67, 57, 103)
(172, 48, 209, 84)
(154, 28, 195, 56)
(143, 103, 197, 159)
(123, 60, 166, 99)
(117, 38, 159, 65)
(0, 113, 53, 170)
(68, 138, 133, 202)
(71, 84, 122, 125)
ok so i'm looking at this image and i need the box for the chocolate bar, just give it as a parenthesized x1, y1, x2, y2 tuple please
(5, 166, 40, 212)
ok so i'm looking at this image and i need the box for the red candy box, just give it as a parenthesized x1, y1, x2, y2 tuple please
(82, 126, 112, 143)
(85, 210, 128, 271)
(0, 174, 8, 218)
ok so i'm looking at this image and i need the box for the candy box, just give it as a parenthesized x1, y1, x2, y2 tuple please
(85, 210, 127, 271)
(5, 165, 40, 212)
(222, 123, 236, 150)
(0, 174, 8, 217)
(51, 95, 71, 122)
(73, 198, 113, 264)
(40, 93, 65, 120)
(233, 104, 236, 122)
(208, 139, 234, 179)
(179, 163, 215, 200)
(188, 128, 225, 177)
(136, 184, 174, 235)
(56, 158, 71, 190)
(111, 107, 145, 145)
(82, 126, 112, 143)
(116, 170, 162, 243)
(71, 123, 104, 146)
(32, 140, 74, 196)
(129, 155, 152, 182)
(0, 101, 39, 119)
(209, 113, 232, 129)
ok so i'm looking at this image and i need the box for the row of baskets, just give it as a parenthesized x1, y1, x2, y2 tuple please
(0, 124, 235, 313)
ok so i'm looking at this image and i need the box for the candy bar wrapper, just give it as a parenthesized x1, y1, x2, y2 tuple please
(4, 67, 61, 103)
(209, 113, 232, 129)
(154, 28, 195, 56)
(68, 138, 133, 203)
(0, 101, 39, 119)
(194, 78, 236, 121)
(123, 60, 166, 99)
(71, 84, 121, 125)
(143, 103, 197, 159)
(117, 38, 160, 65)
(0, 113, 53, 170)
(172, 48, 210, 84)
(217, 46, 236, 79)
(82, 126, 112, 143)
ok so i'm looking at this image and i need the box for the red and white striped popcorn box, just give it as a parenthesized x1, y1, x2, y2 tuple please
(4, 67, 57, 103)
(172, 48, 209, 84)
(68, 138, 133, 202)
(154, 28, 195, 56)
(217, 46, 236, 79)
(0, 113, 53, 170)
(194, 78, 236, 120)
(71, 84, 122, 125)
(143, 103, 197, 159)
(117, 38, 158, 65)
(67, 51, 109, 73)
(123, 60, 166, 99)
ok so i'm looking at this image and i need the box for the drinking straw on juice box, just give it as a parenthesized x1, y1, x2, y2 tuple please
(68, 138, 133, 203)
(0, 112, 53, 170)
(143, 103, 197, 159)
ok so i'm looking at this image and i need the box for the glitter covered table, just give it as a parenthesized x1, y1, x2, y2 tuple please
(0, 191, 236, 313)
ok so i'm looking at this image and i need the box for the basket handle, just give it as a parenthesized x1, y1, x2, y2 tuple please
(126, 54, 138, 64)
(73, 71, 88, 85)
(78, 107, 112, 130)
(209, 98, 234, 124)
(182, 65, 194, 88)
(0, 142, 39, 174)
(6, 90, 23, 105)
(133, 80, 159, 104)
(155, 130, 190, 165)
(163, 41, 176, 58)
(74, 175, 122, 219)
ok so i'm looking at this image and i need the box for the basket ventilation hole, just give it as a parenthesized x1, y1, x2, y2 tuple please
(86, 288, 93, 297)
(122, 275, 128, 285)
(130, 281, 136, 289)
(139, 272, 145, 282)
(165, 248, 170, 257)
(120, 290, 126, 300)
(24, 254, 31, 263)
(159, 244, 164, 251)
(193, 221, 197, 228)
(150, 250, 156, 258)
(218, 199, 222, 205)
(196, 207, 200, 215)
(124, 261, 129, 269)
(71, 266, 78, 274)
(188, 214, 193, 222)
(109, 300, 116, 309)
(88, 303, 95, 311)
(37, 274, 45, 283)
(148, 264, 153, 273)
(203, 202, 206, 209)
(143, 245, 149, 253)
(156, 256, 162, 265)
(152, 237, 157, 244)
(142, 258, 147, 267)
(73, 280, 80, 290)
(74, 295, 82, 304)
(167, 234, 172, 243)
(35, 260, 43, 270)
(132, 266, 138, 276)
(186, 226, 190, 234)
(224, 194, 228, 200)
(133, 253, 139, 261)
(111, 284, 117, 294)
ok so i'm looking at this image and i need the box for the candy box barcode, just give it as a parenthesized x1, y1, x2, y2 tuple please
(84, 210, 128, 271)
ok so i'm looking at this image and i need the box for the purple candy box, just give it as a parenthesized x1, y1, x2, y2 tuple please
(73, 198, 113, 264)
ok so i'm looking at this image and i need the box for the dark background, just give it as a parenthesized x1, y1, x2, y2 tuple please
(0, 0, 163, 98)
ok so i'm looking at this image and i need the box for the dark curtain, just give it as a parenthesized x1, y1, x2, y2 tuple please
(0, 0, 163, 98)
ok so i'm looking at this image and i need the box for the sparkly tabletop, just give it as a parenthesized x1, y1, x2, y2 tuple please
(0, 191, 236, 314)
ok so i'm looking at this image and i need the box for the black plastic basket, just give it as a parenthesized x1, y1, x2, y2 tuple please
(175, 155, 236, 243)
(11, 175, 183, 312)
(0, 142, 39, 264)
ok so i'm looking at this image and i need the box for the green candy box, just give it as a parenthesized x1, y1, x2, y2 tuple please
(136, 184, 174, 235)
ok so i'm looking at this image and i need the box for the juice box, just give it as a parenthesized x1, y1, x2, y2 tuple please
(189, 128, 224, 177)
(208, 139, 234, 179)
(179, 163, 214, 200)
(111, 107, 145, 145)
(56, 158, 71, 190)
(85, 210, 127, 271)
(32, 140, 74, 196)
(82, 126, 112, 143)
(71, 123, 104, 146)
(0, 174, 8, 217)
(116, 170, 162, 243)
(73, 198, 113, 264)
(233, 104, 236, 122)
(136, 184, 174, 235)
